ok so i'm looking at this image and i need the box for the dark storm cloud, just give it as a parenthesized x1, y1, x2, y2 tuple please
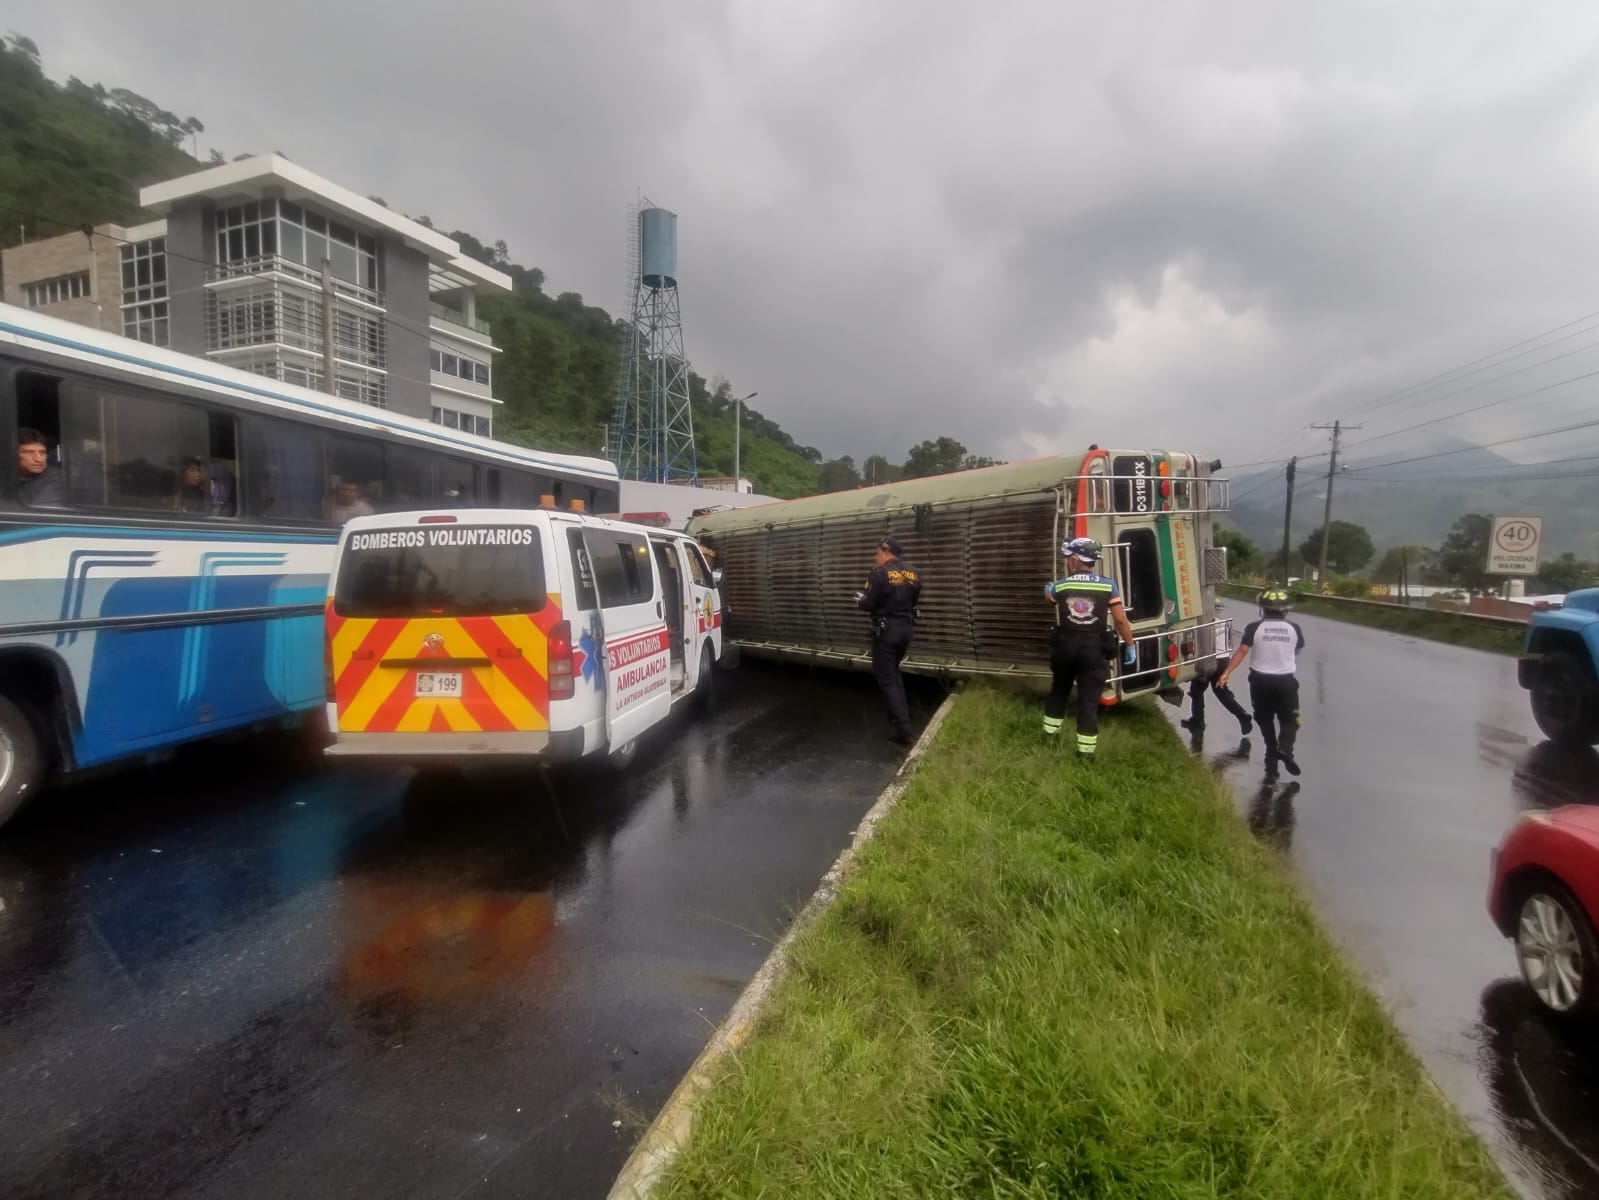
(14, 0, 1599, 466)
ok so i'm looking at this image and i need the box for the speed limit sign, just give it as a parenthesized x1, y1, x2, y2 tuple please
(1487, 515, 1543, 576)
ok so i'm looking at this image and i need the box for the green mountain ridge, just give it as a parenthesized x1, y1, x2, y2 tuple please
(1227, 438, 1599, 561)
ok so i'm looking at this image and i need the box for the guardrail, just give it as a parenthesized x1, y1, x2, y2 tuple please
(1220, 584, 1529, 632)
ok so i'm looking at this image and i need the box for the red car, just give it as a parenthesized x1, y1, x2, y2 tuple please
(1488, 805, 1599, 1019)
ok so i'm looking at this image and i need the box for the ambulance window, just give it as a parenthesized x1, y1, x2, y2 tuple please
(683, 543, 710, 587)
(1121, 528, 1164, 622)
(566, 528, 598, 609)
(589, 533, 654, 608)
(334, 530, 546, 618)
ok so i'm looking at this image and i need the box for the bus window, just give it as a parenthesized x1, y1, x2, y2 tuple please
(436, 457, 477, 507)
(1120, 527, 1164, 622)
(384, 444, 430, 512)
(204, 411, 239, 517)
(327, 434, 382, 521)
(489, 468, 545, 508)
(13, 370, 68, 506)
(248, 416, 324, 522)
(63, 383, 211, 513)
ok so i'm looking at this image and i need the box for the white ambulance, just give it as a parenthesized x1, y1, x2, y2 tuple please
(324, 508, 724, 766)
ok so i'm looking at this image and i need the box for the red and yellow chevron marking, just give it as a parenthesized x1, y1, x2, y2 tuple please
(325, 594, 561, 733)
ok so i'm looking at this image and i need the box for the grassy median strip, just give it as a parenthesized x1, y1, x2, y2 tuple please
(1219, 583, 1525, 656)
(653, 688, 1510, 1200)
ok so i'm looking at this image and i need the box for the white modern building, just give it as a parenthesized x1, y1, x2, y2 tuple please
(3, 154, 510, 437)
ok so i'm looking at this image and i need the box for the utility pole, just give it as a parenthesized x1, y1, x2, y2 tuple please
(1280, 457, 1297, 585)
(1311, 419, 1360, 584)
(319, 258, 337, 395)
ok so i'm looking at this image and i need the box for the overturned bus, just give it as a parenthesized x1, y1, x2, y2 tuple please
(687, 447, 1231, 701)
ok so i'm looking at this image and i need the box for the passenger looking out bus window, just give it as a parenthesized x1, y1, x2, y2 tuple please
(328, 478, 374, 523)
(178, 457, 215, 513)
(327, 435, 382, 521)
(16, 427, 65, 507)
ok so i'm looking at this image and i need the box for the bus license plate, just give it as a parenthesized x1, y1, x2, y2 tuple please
(414, 672, 462, 698)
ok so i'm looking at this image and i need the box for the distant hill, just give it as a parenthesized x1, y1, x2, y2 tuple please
(1226, 437, 1599, 558)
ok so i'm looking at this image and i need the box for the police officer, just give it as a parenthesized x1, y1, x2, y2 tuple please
(1043, 536, 1136, 758)
(856, 534, 920, 744)
(1182, 619, 1253, 737)
(1217, 588, 1304, 780)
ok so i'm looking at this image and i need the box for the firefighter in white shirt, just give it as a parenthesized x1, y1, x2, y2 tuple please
(1217, 588, 1304, 779)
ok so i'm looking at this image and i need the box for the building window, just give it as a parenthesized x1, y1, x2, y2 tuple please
(429, 348, 490, 387)
(119, 238, 169, 346)
(431, 405, 491, 438)
(218, 197, 377, 292)
(24, 271, 91, 308)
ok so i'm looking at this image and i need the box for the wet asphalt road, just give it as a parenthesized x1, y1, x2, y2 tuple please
(1190, 600, 1599, 1200)
(0, 662, 940, 1200)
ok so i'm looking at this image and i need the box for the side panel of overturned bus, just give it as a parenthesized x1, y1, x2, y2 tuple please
(687, 447, 1232, 701)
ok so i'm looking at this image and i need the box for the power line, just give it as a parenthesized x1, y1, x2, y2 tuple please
(1341, 307, 1599, 418)
(1341, 365, 1599, 452)
(1343, 410, 1599, 473)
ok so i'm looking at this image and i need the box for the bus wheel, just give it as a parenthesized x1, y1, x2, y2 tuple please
(0, 695, 44, 830)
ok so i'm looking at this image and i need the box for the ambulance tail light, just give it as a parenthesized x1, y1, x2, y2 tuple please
(548, 621, 575, 700)
(323, 638, 336, 701)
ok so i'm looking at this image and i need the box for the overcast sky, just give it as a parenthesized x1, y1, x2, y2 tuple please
(13, 0, 1599, 470)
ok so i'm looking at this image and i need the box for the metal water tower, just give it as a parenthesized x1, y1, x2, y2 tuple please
(610, 202, 697, 482)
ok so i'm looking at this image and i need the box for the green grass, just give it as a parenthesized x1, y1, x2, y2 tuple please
(1219, 584, 1525, 657)
(653, 690, 1511, 1200)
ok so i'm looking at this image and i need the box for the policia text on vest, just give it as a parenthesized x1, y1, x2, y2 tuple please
(855, 535, 921, 745)
(1042, 538, 1136, 758)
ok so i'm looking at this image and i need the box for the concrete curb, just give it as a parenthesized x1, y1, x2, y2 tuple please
(606, 693, 959, 1200)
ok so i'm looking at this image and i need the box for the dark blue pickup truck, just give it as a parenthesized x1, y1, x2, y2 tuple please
(1520, 588, 1599, 745)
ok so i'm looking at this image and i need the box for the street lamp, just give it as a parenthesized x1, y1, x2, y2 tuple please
(732, 392, 757, 492)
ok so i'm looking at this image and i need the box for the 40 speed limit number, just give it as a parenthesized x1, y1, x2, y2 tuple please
(1487, 516, 1543, 577)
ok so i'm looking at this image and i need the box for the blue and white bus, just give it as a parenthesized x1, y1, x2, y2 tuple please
(0, 303, 619, 828)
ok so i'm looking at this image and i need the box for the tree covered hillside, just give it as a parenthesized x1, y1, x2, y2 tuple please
(0, 36, 199, 250)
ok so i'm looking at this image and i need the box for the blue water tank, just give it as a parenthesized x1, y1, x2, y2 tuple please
(640, 207, 677, 289)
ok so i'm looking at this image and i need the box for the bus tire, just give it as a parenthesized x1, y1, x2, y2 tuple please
(0, 695, 45, 831)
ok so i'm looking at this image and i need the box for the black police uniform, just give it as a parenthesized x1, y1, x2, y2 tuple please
(858, 546, 920, 740)
(1043, 571, 1121, 755)
(1186, 657, 1252, 733)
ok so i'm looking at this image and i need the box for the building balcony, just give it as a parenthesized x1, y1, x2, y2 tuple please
(429, 300, 491, 337)
(207, 255, 384, 311)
